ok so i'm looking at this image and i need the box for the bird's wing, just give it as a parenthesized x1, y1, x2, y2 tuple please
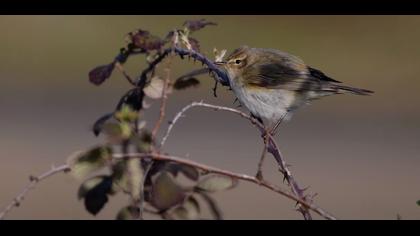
(243, 53, 340, 91)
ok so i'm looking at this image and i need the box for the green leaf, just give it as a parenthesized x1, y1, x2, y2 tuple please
(116, 206, 140, 220)
(151, 172, 186, 210)
(127, 158, 143, 201)
(67, 146, 112, 179)
(78, 175, 113, 215)
(196, 174, 238, 192)
(111, 160, 129, 193)
(115, 105, 138, 122)
(170, 196, 200, 220)
(199, 192, 223, 220)
(130, 130, 152, 152)
(102, 122, 132, 143)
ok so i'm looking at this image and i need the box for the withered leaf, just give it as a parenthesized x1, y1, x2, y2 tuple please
(173, 77, 200, 90)
(127, 29, 165, 52)
(183, 19, 217, 32)
(188, 37, 200, 52)
(89, 63, 115, 86)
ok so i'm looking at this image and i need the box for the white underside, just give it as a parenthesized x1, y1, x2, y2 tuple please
(229, 77, 308, 127)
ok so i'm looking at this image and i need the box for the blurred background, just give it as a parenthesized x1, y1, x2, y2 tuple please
(0, 15, 419, 220)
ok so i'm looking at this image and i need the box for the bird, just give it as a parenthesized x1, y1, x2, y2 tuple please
(215, 46, 373, 134)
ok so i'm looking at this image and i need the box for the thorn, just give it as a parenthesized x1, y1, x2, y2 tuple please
(301, 186, 311, 192)
(29, 175, 38, 182)
(256, 171, 263, 181)
(233, 98, 238, 104)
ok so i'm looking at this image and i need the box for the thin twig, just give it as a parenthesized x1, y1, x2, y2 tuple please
(0, 164, 70, 220)
(256, 134, 269, 180)
(159, 101, 313, 219)
(151, 66, 171, 143)
(115, 62, 136, 86)
(113, 152, 337, 220)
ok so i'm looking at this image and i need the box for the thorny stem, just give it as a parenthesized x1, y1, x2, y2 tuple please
(256, 133, 269, 180)
(159, 101, 313, 219)
(0, 164, 70, 220)
(113, 152, 337, 220)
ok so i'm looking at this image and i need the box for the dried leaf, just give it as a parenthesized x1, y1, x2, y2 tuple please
(183, 19, 217, 32)
(151, 172, 186, 210)
(67, 146, 112, 179)
(173, 77, 200, 90)
(116, 206, 140, 220)
(89, 63, 115, 86)
(188, 37, 200, 52)
(196, 174, 238, 192)
(143, 77, 164, 99)
(127, 29, 165, 52)
(213, 48, 227, 62)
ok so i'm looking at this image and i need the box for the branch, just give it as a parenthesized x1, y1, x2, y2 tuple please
(113, 152, 337, 220)
(159, 101, 314, 219)
(136, 47, 230, 89)
(0, 164, 70, 220)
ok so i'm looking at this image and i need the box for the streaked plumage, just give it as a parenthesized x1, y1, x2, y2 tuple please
(218, 46, 373, 129)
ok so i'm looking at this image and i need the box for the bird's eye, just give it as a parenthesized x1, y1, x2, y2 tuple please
(235, 60, 242, 64)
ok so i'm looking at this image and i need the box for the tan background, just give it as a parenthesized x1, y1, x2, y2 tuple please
(0, 15, 419, 219)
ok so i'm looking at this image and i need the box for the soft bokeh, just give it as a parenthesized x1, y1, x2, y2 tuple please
(1, 15, 419, 219)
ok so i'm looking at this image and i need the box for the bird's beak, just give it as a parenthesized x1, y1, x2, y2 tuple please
(214, 61, 227, 66)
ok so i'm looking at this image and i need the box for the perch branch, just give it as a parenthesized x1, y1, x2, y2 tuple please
(0, 164, 70, 220)
(136, 47, 230, 89)
(159, 101, 313, 219)
(113, 152, 337, 220)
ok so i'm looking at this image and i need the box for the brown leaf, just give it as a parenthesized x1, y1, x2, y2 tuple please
(88, 63, 115, 86)
(183, 19, 217, 32)
(173, 77, 200, 90)
(127, 29, 165, 51)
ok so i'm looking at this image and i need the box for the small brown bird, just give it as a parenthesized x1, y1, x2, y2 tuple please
(216, 46, 373, 133)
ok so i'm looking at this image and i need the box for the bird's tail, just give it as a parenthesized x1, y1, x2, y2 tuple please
(330, 84, 374, 96)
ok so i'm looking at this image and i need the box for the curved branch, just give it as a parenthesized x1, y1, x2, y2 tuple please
(113, 152, 337, 220)
(136, 47, 230, 89)
(0, 164, 70, 220)
(159, 101, 315, 219)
